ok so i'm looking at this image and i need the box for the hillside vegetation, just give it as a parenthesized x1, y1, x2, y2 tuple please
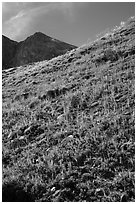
(2, 17, 135, 202)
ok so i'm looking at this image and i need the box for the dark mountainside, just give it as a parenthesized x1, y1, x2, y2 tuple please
(2, 35, 18, 69)
(2, 17, 135, 202)
(2, 32, 77, 69)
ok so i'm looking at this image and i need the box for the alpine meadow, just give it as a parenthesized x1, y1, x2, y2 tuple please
(2, 17, 135, 202)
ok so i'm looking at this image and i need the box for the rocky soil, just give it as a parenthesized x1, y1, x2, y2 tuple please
(2, 17, 135, 202)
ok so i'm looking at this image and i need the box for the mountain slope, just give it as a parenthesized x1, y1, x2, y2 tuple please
(2, 32, 77, 69)
(2, 17, 135, 202)
(2, 35, 18, 69)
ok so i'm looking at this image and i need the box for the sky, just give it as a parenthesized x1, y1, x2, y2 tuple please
(2, 2, 135, 47)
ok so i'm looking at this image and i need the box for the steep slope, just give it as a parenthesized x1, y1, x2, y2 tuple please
(2, 32, 77, 69)
(2, 17, 135, 202)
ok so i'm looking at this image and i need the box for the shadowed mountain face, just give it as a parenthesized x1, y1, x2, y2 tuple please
(2, 35, 18, 69)
(2, 32, 77, 69)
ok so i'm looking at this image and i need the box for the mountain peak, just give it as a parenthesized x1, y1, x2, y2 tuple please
(33, 31, 51, 38)
(2, 32, 77, 69)
(26, 32, 52, 42)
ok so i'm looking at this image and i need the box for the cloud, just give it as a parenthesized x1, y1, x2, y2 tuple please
(3, 12, 31, 40)
(2, 2, 74, 41)
(2, 2, 21, 23)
